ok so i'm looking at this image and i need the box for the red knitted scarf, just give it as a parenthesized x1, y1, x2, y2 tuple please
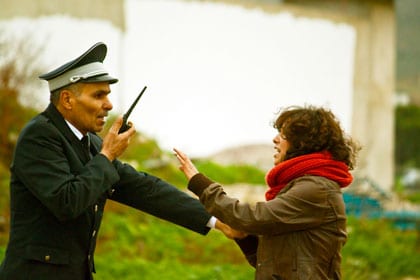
(265, 151, 353, 201)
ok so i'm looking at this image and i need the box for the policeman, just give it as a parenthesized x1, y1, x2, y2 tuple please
(0, 42, 240, 280)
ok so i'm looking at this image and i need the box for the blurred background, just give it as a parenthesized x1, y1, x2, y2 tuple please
(0, 0, 419, 279)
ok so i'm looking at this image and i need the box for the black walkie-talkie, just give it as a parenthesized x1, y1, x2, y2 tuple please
(118, 86, 147, 134)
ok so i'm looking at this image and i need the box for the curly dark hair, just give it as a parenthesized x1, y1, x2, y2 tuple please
(273, 105, 361, 170)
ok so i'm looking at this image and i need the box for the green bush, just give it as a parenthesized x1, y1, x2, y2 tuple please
(95, 257, 253, 280)
(194, 160, 266, 185)
(395, 105, 420, 169)
(1, 200, 420, 279)
(91, 207, 420, 280)
(342, 216, 420, 279)
(94, 207, 254, 280)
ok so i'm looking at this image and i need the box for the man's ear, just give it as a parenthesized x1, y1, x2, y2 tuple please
(59, 90, 73, 110)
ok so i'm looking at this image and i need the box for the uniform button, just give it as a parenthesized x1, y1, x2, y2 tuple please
(45, 255, 51, 262)
(107, 189, 115, 197)
(94, 205, 98, 212)
(92, 230, 96, 237)
(88, 254, 91, 260)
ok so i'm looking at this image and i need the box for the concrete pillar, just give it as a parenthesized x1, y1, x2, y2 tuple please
(351, 2, 395, 191)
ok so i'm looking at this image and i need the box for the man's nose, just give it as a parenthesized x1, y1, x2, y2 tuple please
(104, 99, 113, 111)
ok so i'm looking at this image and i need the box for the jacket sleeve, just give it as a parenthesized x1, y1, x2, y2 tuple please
(188, 173, 339, 235)
(109, 160, 211, 235)
(11, 119, 120, 222)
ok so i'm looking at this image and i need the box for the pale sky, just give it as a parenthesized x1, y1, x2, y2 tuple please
(1, 0, 356, 157)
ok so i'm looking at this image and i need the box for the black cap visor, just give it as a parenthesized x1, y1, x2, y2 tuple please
(80, 74, 118, 84)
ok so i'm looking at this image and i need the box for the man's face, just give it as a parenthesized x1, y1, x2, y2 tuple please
(66, 82, 113, 135)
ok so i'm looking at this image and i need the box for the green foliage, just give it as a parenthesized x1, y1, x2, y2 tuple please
(0, 164, 10, 209)
(395, 105, 420, 169)
(94, 207, 254, 280)
(0, 29, 44, 169)
(0, 150, 10, 244)
(94, 210, 420, 279)
(121, 135, 164, 168)
(85, 210, 420, 279)
(1, 208, 420, 279)
(97, 203, 247, 264)
(405, 192, 420, 204)
(194, 160, 266, 185)
(342, 216, 420, 279)
(95, 257, 253, 280)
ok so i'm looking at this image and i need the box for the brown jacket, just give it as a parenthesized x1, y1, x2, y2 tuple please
(188, 174, 347, 280)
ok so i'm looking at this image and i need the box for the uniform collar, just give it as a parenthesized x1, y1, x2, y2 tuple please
(65, 120, 84, 141)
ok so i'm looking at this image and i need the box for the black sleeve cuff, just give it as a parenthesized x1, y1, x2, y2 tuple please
(235, 235, 258, 267)
(187, 173, 214, 197)
(235, 235, 258, 255)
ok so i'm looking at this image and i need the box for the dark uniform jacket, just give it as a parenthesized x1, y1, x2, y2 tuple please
(189, 174, 347, 280)
(0, 103, 211, 280)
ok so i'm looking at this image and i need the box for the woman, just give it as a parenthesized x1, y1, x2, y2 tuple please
(174, 105, 360, 280)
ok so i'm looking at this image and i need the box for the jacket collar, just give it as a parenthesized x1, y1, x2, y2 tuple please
(41, 103, 92, 162)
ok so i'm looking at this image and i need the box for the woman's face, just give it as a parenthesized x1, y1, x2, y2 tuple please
(272, 130, 290, 165)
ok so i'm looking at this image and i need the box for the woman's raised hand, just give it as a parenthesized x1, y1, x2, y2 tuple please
(173, 148, 199, 181)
